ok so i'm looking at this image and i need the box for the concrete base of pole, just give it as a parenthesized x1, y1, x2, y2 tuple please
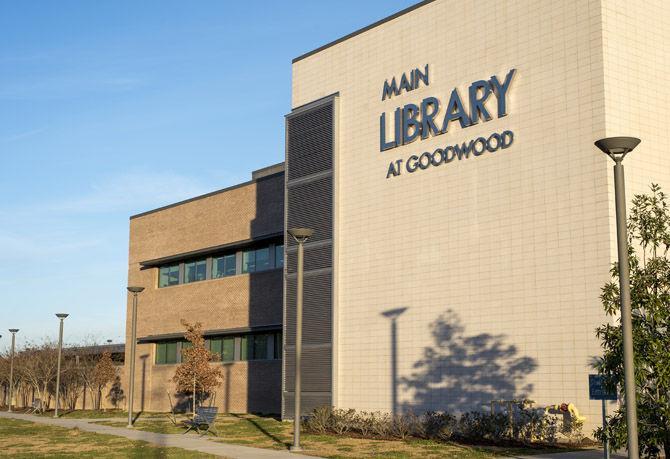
(289, 446, 303, 452)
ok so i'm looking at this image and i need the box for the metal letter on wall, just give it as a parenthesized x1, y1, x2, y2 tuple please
(283, 94, 338, 419)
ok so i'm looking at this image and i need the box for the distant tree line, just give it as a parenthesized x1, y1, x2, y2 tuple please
(0, 340, 124, 413)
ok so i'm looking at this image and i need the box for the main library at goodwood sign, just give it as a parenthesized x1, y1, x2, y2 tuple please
(380, 65, 517, 179)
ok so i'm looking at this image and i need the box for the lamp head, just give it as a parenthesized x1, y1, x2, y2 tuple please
(594, 137, 641, 162)
(8, 329, 18, 333)
(288, 227, 314, 243)
(56, 313, 69, 319)
(381, 307, 408, 320)
(127, 286, 145, 294)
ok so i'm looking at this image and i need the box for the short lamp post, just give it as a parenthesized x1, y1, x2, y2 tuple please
(287, 227, 313, 453)
(54, 313, 69, 418)
(595, 136, 641, 459)
(7, 329, 18, 412)
(126, 286, 144, 428)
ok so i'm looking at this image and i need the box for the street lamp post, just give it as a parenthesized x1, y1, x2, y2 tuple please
(595, 136, 641, 459)
(287, 227, 313, 453)
(54, 313, 69, 418)
(7, 329, 18, 412)
(126, 286, 144, 428)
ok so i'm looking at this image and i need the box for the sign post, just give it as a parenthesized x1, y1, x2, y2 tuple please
(589, 374, 618, 459)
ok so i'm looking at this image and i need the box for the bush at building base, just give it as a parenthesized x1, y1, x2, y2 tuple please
(303, 405, 584, 445)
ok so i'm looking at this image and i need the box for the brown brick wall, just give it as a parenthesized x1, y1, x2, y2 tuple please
(124, 172, 284, 414)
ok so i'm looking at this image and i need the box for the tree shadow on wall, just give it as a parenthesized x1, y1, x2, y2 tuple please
(400, 309, 537, 414)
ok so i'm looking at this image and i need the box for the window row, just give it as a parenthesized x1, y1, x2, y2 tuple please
(158, 243, 284, 288)
(155, 332, 282, 365)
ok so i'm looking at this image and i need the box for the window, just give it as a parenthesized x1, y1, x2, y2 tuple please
(274, 332, 283, 359)
(252, 334, 268, 360)
(156, 333, 281, 365)
(275, 245, 284, 268)
(242, 250, 256, 273)
(212, 254, 236, 278)
(240, 336, 248, 360)
(158, 242, 282, 286)
(208, 337, 234, 362)
(222, 337, 235, 362)
(209, 338, 222, 355)
(256, 248, 271, 271)
(242, 247, 274, 273)
(159, 264, 180, 287)
(155, 341, 178, 364)
(184, 259, 207, 283)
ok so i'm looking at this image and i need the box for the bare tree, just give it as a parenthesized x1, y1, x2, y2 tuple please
(18, 340, 59, 412)
(59, 354, 85, 411)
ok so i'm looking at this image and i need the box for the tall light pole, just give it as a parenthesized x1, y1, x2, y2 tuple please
(288, 227, 313, 453)
(595, 136, 641, 459)
(126, 286, 144, 428)
(7, 329, 18, 412)
(54, 313, 69, 418)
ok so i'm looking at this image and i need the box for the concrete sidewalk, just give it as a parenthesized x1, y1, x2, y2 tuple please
(0, 411, 314, 459)
(506, 449, 626, 458)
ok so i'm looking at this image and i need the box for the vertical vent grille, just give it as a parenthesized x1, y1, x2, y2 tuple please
(283, 98, 335, 419)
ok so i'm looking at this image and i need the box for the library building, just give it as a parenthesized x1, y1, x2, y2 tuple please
(125, 0, 670, 432)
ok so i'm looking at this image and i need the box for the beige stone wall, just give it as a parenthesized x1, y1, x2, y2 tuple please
(601, 0, 670, 227)
(125, 173, 284, 414)
(289, 0, 645, 433)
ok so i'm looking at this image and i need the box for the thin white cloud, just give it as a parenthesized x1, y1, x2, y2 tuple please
(45, 171, 217, 214)
(0, 128, 45, 143)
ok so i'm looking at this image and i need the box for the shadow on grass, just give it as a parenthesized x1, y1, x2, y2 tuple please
(230, 414, 290, 449)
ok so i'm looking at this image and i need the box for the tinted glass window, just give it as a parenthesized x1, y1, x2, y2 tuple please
(159, 265, 180, 287)
(256, 248, 270, 271)
(165, 342, 178, 364)
(222, 337, 235, 362)
(209, 338, 222, 355)
(240, 336, 248, 360)
(184, 260, 207, 283)
(213, 254, 236, 278)
(274, 332, 283, 359)
(252, 334, 268, 360)
(275, 245, 284, 268)
(242, 250, 256, 273)
(156, 343, 166, 364)
(156, 341, 178, 364)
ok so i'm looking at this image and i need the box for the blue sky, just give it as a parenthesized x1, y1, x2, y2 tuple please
(0, 0, 417, 349)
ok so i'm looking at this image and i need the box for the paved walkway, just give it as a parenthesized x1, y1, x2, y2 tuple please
(0, 411, 313, 459)
(506, 450, 626, 458)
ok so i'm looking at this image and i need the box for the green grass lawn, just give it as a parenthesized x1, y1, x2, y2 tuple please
(0, 418, 215, 458)
(95, 413, 587, 459)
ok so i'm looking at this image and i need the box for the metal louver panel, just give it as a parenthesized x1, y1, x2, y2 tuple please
(283, 95, 337, 419)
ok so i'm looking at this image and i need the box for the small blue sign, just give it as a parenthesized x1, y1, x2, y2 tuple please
(589, 374, 617, 401)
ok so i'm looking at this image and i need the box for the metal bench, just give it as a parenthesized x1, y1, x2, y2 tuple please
(27, 399, 43, 414)
(183, 406, 218, 436)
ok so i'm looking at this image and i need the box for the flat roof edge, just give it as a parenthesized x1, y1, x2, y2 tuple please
(129, 170, 284, 220)
(292, 0, 436, 64)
